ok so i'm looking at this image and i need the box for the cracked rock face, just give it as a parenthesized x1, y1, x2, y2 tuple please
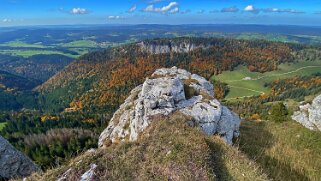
(138, 41, 209, 54)
(0, 136, 40, 179)
(99, 67, 241, 147)
(292, 94, 321, 131)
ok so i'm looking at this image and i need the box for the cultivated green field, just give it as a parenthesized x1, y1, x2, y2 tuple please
(236, 33, 296, 43)
(0, 49, 78, 58)
(0, 122, 7, 131)
(60, 40, 97, 48)
(213, 60, 321, 100)
(0, 40, 47, 48)
(0, 38, 110, 58)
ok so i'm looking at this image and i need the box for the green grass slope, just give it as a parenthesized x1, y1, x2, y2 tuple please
(239, 120, 321, 181)
(213, 59, 321, 100)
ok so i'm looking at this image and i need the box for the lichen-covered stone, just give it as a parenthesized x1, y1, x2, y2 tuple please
(98, 67, 241, 147)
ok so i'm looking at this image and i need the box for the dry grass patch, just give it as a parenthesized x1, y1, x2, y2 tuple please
(238, 120, 321, 181)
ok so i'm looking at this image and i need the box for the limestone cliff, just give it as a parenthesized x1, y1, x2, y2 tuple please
(138, 40, 210, 54)
(99, 67, 240, 147)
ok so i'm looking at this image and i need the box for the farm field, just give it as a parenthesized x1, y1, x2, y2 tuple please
(213, 60, 321, 100)
(59, 40, 98, 48)
(0, 49, 78, 58)
(0, 40, 47, 48)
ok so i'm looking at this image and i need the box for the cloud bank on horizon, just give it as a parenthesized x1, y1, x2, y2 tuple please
(0, 0, 320, 26)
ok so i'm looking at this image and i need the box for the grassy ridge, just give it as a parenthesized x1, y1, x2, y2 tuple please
(239, 120, 321, 181)
(213, 60, 321, 100)
(28, 113, 268, 181)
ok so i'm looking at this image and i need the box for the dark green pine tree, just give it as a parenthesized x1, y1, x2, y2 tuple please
(269, 102, 289, 123)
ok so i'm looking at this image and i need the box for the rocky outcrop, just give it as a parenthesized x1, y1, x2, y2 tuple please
(292, 94, 321, 131)
(79, 164, 97, 181)
(99, 67, 240, 147)
(138, 41, 210, 54)
(0, 135, 40, 179)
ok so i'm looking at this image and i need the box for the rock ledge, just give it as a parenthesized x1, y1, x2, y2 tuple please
(99, 67, 240, 147)
(292, 94, 321, 131)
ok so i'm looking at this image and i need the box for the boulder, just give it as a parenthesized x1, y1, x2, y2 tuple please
(292, 94, 321, 131)
(99, 67, 241, 147)
(0, 135, 40, 179)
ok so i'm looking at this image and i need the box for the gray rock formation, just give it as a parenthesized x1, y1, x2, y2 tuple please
(138, 41, 210, 54)
(292, 94, 321, 131)
(99, 67, 240, 147)
(0, 135, 40, 179)
(79, 164, 97, 181)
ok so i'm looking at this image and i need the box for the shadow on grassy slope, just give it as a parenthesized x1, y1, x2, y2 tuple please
(206, 139, 234, 181)
(238, 121, 310, 181)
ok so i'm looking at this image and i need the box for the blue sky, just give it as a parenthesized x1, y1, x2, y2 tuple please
(0, 0, 321, 26)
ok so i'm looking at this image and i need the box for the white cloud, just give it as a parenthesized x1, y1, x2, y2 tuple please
(70, 8, 90, 15)
(263, 8, 305, 14)
(128, 4, 137, 13)
(143, 2, 179, 13)
(244, 5, 254, 12)
(243, 5, 304, 14)
(2, 19, 12, 23)
(169, 7, 179, 14)
(244, 5, 260, 14)
(108, 15, 123, 20)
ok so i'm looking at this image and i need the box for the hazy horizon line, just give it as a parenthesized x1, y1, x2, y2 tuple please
(1, 23, 321, 28)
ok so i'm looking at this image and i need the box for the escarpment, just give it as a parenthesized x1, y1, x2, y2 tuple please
(137, 39, 211, 54)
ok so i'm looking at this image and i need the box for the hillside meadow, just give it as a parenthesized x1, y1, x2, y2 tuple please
(213, 59, 321, 100)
